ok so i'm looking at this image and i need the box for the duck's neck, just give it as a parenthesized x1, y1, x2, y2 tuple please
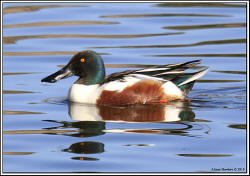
(75, 66, 105, 85)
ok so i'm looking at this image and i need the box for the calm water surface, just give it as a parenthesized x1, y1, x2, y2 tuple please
(2, 2, 247, 173)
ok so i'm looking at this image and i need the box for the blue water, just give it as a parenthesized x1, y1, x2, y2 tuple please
(2, 2, 247, 173)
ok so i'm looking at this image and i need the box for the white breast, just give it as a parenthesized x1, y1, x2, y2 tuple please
(68, 84, 101, 104)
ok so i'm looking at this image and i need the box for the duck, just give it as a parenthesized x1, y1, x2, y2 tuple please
(41, 50, 208, 106)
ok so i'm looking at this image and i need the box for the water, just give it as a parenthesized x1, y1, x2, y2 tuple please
(2, 2, 247, 173)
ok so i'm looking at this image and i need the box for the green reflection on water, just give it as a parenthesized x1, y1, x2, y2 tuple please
(3, 4, 87, 14)
(155, 2, 246, 8)
(228, 124, 246, 130)
(91, 38, 246, 49)
(177, 154, 233, 157)
(164, 23, 246, 30)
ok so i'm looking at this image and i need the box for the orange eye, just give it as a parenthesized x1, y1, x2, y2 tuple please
(80, 58, 85, 62)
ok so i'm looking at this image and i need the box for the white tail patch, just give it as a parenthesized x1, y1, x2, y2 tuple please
(162, 81, 184, 98)
(178, 67, 209, 86)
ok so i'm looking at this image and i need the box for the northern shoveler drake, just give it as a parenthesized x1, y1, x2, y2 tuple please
(41, 50, 208, 106)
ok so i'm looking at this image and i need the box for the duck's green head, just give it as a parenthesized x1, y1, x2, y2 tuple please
(41, 50, 106, 85)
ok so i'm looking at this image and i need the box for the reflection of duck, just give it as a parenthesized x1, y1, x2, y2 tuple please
(63, 141, 104, 161)
(42, 50, 208, 106)
(63, 141, 104, 154)
(44, 120, 105, 138)
(68, 101, 195, 122)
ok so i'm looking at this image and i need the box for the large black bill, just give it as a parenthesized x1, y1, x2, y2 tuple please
(41, 66, 73, 83)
